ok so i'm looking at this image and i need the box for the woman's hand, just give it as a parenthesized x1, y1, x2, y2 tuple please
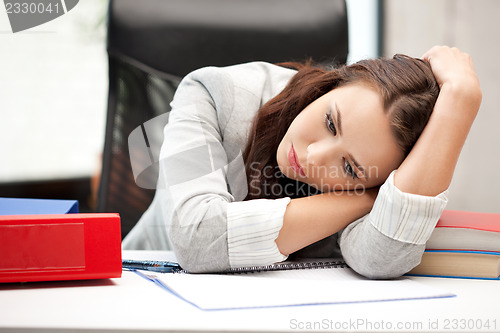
(422, 46, 482, 114)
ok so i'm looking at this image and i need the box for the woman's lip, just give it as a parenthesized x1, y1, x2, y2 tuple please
(289, 144, 306, 177)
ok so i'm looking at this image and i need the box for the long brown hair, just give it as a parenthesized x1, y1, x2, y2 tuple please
(242, 55, 439, 200)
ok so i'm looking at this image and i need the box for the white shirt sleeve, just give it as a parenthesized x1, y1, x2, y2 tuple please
(338, 170, 449, 278)
(227, 198, 290, 267)
(368, 170, 448, 244)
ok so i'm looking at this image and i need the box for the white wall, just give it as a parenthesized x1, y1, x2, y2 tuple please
(0, 0, 108, 183)
(346, 0, 380, 63)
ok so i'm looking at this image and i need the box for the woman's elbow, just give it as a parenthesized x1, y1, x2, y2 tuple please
(343, 243, 425, 280)
(169, 226, 230, 273)
(349, 256, 421, 280)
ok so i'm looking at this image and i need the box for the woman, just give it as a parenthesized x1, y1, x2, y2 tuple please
(123, 46, 482, 279)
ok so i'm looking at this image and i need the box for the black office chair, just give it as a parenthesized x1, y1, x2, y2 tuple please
(98, 0, 349, 239)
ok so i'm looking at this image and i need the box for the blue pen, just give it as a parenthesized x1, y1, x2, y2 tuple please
(122, 259, 182, 273)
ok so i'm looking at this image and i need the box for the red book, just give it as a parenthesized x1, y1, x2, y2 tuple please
(426, 210, 500, 252)
(0, 213, 122, 283)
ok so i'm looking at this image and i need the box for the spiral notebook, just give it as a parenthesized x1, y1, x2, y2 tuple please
(124, 251, 454, 311)
(181, 259, 349, 274)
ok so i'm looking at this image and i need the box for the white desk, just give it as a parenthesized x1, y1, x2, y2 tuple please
(1, 252, 499, 333)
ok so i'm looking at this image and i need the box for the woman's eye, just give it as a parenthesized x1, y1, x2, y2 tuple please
(344, 159, 358, 180)
(325, 112, 337, 136)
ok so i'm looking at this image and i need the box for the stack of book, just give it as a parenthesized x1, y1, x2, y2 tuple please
(408, 210, 500, 280)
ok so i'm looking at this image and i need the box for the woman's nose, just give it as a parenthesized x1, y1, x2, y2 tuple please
(306, 140, 338, 167)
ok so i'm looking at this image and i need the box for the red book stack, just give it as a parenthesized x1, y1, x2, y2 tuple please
(408, 210, 500, 280)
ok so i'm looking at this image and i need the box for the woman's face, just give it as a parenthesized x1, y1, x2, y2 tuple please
(276, 83, 404, 192)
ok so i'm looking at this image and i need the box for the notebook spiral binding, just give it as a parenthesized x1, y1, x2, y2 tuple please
(174, 260, 348, 274)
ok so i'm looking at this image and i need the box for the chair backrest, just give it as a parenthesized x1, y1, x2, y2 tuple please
(98, 0, 349, 239)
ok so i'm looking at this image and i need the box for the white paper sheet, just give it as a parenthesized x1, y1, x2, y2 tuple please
(153, 267, 455, 310)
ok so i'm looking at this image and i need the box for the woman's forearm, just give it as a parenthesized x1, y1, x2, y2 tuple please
(276, 189, 377, 255)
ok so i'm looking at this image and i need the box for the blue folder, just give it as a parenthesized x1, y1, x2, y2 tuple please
(0, 197, 79, 215)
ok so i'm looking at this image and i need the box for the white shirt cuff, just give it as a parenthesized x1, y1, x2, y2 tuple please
(227, 197, 290, 268)
(369, 170, 448, 245)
